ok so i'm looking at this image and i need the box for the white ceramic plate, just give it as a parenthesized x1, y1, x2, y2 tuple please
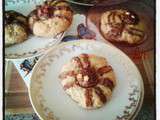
(5, 0, 64, 60)
(29, 40, 144, 120)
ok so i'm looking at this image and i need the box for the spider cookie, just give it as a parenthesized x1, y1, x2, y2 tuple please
(59, 54, 116, 109)
(5, 10, 28, 47)
(100, 9, 147, 45)
(28, 0, 73, 37)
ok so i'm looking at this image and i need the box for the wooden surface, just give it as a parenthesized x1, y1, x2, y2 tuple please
(5, 62, 32, 113)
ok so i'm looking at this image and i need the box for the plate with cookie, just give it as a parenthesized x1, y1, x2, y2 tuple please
(86, 1, 154, 54)
(5, 0, 73, 60)
(29, 40, 144, 120)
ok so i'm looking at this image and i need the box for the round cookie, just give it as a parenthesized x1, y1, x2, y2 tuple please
(5, 10, 28, 47)
(100, 9, 147, 45)
(28, 0, 73, 37)
(59, 54, 116, 109)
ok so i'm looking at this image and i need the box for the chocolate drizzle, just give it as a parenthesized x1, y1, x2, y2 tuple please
(103, 9, 145, 42)
(94, 87, 106, 103)
(73, 54, 99, 88)
(29, 0, 73, 22)
(97, 65, 112, 76)
(99, 78, 114, 90)
(59, 54, 115, 89)
(107, 10, 139, 25)
(85, 88, 93, 107)
(126, 27, 145, 37)
(5, 10, 27, 26)
(28, 0, 73, 33)
(5, 10, 29, 34)
(59, 54, 115, 107)
(123, 11, 139, 25)
(81, 54, 90, 68)
(76, 68, 98, 88)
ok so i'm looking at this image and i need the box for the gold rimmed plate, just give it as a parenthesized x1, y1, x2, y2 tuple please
(29, 40, 144, 120)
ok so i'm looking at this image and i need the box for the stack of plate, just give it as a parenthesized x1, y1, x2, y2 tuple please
(29, 40, 144, 120)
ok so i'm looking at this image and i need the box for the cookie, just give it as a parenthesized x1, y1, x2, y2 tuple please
(100, 9, 147, 45)
(59, 54, 116, 109)
(28, 0, 73, 37)
(5, 10, 28, 47)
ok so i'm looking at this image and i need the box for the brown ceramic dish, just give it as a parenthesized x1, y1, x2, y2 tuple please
(86, 1, 154, 54)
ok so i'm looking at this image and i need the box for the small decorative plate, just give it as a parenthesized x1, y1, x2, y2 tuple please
(29, 40, 144, 120)
(5, 0, 64, 60)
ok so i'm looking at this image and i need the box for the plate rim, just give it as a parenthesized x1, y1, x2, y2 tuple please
(5, 32, 65, 60)
(29, 40, 144, 120)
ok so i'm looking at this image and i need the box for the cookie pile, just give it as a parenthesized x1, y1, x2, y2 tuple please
(5, 0, 73, 47)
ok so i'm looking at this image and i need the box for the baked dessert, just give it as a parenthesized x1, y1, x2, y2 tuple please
(5, 10, 28, 47)
(28, 0, 73, 37)
(100, 9, 147, 45)
(59, 54, 116, 109)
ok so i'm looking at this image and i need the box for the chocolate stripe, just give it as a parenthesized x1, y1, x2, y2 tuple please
(118, 14, 122, 21)
(99, 78, 114, 90)
(59, 71, 75, 79)
(63, 82, 75, 90)
(108, 12, 113, 24)
(130, 27, 144, 33)
(94, 86, 106, 103)
(97, 65, 112, 75)
(85, 88, 93, 107)
(125, 28, 144, 37)
(80, 54, 90, 69)
(112, 12, 116, 23)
